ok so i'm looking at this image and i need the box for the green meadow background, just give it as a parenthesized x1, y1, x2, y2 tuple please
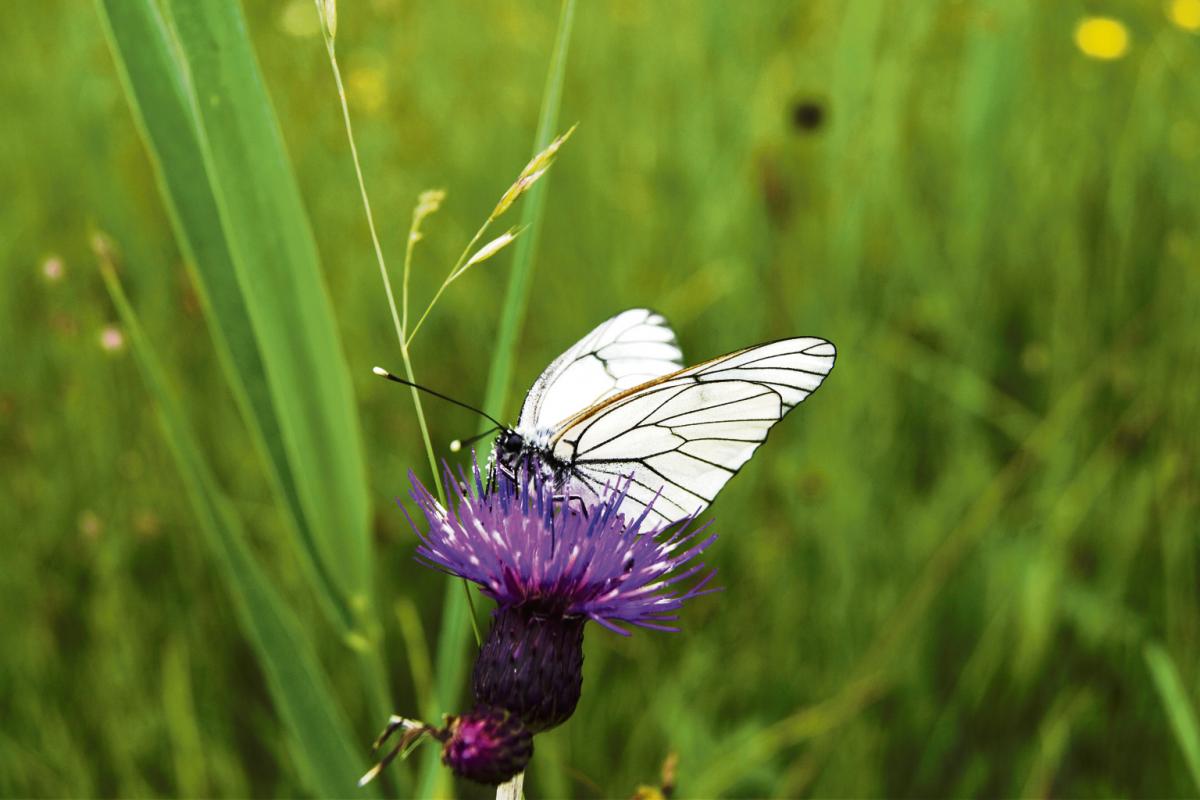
(4, 0, 1199, 797)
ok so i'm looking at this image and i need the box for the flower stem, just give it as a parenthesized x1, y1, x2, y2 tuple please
(496, 771, 525, 800)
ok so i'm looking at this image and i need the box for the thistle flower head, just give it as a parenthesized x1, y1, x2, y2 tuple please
(408, 465, 719, 636)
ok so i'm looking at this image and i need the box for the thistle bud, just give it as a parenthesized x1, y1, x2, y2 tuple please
(440, 707, 533, 786)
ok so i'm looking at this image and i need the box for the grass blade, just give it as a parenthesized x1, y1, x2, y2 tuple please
(478, 0, 578, 422)
(95, 0, 392, 728)
(93, 0, 340, 624)
(155, 0, 373, 614)
(100, 262, 375, 798)
(1145, 642, 1200, 792)
(417, 1, 577, 795)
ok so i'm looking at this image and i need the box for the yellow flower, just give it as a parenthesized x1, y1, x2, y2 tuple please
(279, 0, 320, 38)
(1169, 0, 1200, 31)
(348, 66, 387, 114)
(1074, 17, 1130, 60)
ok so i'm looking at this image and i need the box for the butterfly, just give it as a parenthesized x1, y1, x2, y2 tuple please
(489, 308, 836, 526)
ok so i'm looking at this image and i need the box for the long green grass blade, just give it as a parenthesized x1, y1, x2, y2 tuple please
(95, 0, 391, 728)
(93, 0, 347, 625)
(417, 2, 577, 795)
(153, 0, 372, 612)
(479, 0, 578, 424)
(1145, 642, 1200, 792)
(101, 263, 374, 798)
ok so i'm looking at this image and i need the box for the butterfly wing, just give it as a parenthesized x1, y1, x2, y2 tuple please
(517, 308, 683, 432)
(550, 337, 836, 526)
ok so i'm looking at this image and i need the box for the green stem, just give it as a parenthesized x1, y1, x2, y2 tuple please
(318, 29, 445, 502)
(477, 0, 577, 424)
(318, 22, 485, 786)
(417, 2, 577, 797)
(405, 221, 492, 348)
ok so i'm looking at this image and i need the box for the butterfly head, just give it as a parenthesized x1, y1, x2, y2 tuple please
(489, 429, 526, 478)
(489, 426, 567, 488)
(496, 429, 524, 461)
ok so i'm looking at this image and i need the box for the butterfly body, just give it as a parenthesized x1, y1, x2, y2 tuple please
(491, 427, 569, 485)
(489, 308, 835, 526)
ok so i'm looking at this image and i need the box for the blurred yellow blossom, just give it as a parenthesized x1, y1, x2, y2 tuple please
(1074, 17, 1129, 60)
(279, 0, 321, 37)
(348, 66, 387, 114)
(1168, 0, 1200, 31)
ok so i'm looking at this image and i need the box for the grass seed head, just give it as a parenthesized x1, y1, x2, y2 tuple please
(491, 124, 578, 218)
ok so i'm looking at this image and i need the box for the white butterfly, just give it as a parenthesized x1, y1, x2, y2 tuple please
(490, 308, 836, 526)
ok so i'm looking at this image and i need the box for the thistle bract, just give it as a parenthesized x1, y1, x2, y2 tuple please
(472, 606, 586, 732)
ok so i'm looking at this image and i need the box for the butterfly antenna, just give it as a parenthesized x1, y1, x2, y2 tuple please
(449, 425, 501, 453)
(372, 367, 506, 429)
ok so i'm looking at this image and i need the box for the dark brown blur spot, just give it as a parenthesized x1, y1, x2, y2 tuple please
(791, 99, 826, 133)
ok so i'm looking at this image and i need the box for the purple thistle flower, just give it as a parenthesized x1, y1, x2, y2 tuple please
(407, 465, 719, 636)
(364, 464, 719, 786)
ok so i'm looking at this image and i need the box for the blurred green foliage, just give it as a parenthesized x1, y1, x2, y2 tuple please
(3, 0, 1199, 797)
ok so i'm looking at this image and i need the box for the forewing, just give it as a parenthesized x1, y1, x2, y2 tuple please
(517, 308, 682, 431)
(552, 337, 836, 526)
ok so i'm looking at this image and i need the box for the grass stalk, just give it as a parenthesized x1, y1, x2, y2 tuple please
(99, 240, 376, 797)
(316, 11, 492, 791)
(102, 0, 394, 757)
(405, 223, 492, 347)
(417, 1, 577, 796)
(315, 14, 445, 503)
(477, 0, 578, 423)
(1145, 642, 1200, 792)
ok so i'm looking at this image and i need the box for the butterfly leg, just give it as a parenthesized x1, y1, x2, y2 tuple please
(359, 715, 432, 787)
(551, 493, 590, 517)
(371, 715, 409, 753)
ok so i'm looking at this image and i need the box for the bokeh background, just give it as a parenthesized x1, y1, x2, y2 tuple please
(4, 0, 1200, 797)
